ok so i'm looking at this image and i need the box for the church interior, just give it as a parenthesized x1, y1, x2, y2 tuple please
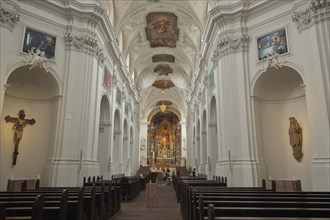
(0, 1, 329, 217)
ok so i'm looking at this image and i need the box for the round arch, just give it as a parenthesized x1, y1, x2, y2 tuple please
(202, 110, 207, 174)
(209, 96, 218, 178)
(112, 109, 121, 175)
(196, 120, 201, 171)
(129, 126, 134, 175)
(252, 65, 312, 189)
(1, 65, 60, 188)
(122, 119, 129, 175)
(97, 95, 111, 179)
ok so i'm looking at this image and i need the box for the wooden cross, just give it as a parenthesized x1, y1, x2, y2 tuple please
(4, 109, 36, 165)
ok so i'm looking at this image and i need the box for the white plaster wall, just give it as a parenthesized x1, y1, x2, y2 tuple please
(258, 98, 312, 190)
(139, 122, 148, 166)
(1, 98, 56, 190)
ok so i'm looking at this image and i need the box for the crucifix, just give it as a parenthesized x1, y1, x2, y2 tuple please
(5, 110, 36, 165)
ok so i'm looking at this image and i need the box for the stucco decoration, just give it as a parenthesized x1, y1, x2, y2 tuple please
(145, 12, 179, 48)
(260, 52, 286, 73)
(289, 117, 303, 162)
(65, 33, 97, 49)
(24, 48, 53, 72)
(154, 64, 173, 76)
(65, 33, 106, 63)
(140, 138, 146, 151)
(211, 34, 249, 64)
(292, 0, 330, 33)
(96, 48, 106, 63)
(0, 6, 20, 30)
(152, 80, 175, 89)
(152, 54, 175, 63)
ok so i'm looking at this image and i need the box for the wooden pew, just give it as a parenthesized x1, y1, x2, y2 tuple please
(207, 204, 330, 220)
(0, 187, 86, 220)
(173, 176, 207, 201)
(110, 175, 141, 201)
(180, 183, 330, 220)
(196, 192, 330, 220)
(1, 194, 44, 220)
(184, 186, 270, 220)
(83, 180, 122, 219)
(178, 180, 227, 220)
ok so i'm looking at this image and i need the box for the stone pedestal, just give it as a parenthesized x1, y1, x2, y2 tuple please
(146, 183, 158, 208)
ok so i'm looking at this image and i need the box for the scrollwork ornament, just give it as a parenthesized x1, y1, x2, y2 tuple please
(292, 6, 314, 32)
(211, 34, 249, 64)
(292, 0, 330, 33)
(65, 33, 98, 50)
(96, 48, 106, 63)
(0, 6, 20, 30)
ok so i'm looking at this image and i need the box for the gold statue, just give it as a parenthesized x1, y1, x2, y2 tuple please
(289, 117, 303, 161)
(5, 110, 36, 165)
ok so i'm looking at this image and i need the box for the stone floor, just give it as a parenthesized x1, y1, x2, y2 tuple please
(115, 183, 182, 220)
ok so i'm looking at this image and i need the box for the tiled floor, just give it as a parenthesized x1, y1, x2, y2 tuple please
(115, 184, 182, 220)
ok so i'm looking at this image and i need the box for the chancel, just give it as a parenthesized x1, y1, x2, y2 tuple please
(0, 0, 329, 219)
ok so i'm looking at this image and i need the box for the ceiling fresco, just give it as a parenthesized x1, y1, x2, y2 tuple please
(152, 54, 175, 63)
(152, 80, 175, 89)
(156, 100, 172, 106)
(154, 64, 173, 76)
(145, 12, 179, 48)
(111, 1, 208, 119)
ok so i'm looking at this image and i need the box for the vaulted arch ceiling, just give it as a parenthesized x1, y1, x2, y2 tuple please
(112, 0, 207, 120)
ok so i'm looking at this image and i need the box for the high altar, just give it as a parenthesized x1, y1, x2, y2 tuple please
(147, 111, 181, 168)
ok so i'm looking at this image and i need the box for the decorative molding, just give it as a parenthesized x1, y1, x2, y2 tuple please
(65, 32, 106, 63)
(24, 48, 54, 72)
(259, 52, 286, 73)
(0, 6, 20, 30)
(65, 33, 97, 50)
(292, 0, 330, 33)
(96, 48, 106, 63)
(211, 34, 249, 64)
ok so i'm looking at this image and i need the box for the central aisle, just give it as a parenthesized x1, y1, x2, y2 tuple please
(115, 184, 182, 220)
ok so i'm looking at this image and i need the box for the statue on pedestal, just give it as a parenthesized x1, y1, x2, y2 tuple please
(289, 117, 303, 161)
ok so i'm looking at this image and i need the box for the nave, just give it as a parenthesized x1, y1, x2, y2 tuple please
(116, 184, 181, 220)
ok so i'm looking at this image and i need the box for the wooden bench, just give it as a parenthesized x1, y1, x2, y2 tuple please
(178, 182, 330, 220)
(178, 180, 227, 219)
(83, 180, 122, 218)
(0, 185, 97, 220)
(110, 175, 141, 201)
(204, 205, 330, 220)
(183, 186, 271, 220)
(0, 192, 67, 220)
(194, 191, 330, 220)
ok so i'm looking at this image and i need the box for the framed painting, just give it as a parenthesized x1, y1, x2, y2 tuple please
(103, 69, 111, 93)
(23, 27, 56, 59)
(125, 101, 129, 115)
(116, 88, 121, 105)
(208, 66, 215, 90)
(257, 28, 288, 61)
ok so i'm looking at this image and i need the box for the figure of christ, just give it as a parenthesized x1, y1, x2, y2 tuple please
(5, 110, 36, 165)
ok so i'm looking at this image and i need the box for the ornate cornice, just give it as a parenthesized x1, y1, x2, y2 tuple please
(0, 6, 20, 30)
(65, 32, 106, 63)
(65, 33, 98, 50)
(292, 0, 330, 33)
(211, 34, 249, 64)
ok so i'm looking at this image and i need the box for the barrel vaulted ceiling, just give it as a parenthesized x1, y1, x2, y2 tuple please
(110, 0, 208, 120)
